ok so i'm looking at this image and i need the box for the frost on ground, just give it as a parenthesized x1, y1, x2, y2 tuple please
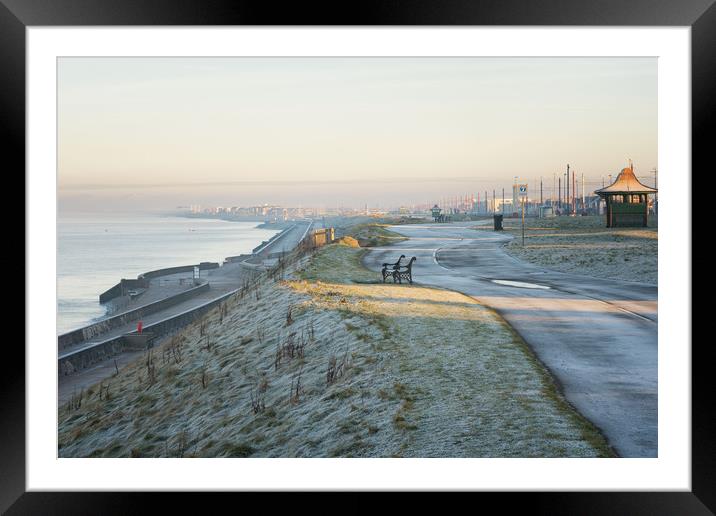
(495, 215, 657, 284)
(58, 242, 612, 458)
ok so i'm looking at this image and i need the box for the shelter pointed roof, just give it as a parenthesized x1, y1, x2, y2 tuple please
(595, 163, 657, 197)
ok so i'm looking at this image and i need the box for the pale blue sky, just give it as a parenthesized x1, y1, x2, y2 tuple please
(58, 57, 656, 211)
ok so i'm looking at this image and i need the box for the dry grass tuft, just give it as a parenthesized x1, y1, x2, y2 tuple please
(58, 242, 613, 458)
(336, 236, 360, 248)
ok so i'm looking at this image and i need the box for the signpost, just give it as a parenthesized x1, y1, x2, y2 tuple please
(518, 184, 528, 246)
(431, 204, 442, 223)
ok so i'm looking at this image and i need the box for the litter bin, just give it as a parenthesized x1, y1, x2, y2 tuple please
(493, 214, 503, 231)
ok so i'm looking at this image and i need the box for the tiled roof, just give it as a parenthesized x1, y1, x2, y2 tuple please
(595, 165, 657, 196)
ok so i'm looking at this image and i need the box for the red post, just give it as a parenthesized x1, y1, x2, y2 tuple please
(137, 321, 143, 334)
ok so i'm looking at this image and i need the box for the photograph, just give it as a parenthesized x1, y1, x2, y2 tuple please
(6, 6, 706, 507)
(55, 56, 659, 459)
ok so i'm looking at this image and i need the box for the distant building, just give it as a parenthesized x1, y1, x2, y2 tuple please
(538, 205, 555, 218)
(495, 198, 513, 214)
(595, 162, 657, 227)
(581, 195, 603, 215)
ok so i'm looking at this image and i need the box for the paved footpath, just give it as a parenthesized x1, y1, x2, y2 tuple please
(363, 221, 657, 457)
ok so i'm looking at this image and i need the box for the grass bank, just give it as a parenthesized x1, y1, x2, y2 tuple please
(492, 215, 657, 284)
(320, 215, 424, 248)
(337, 222, 408, 248)
(58, 241, 613, 458)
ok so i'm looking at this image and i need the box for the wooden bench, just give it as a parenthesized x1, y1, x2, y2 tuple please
(383, 256, 416, 284)
(381, 254, 405, 283)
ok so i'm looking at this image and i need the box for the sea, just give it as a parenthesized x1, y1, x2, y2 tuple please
(57, 213, 279, 335)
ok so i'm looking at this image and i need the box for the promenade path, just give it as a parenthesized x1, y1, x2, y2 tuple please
(58, 221, 312, 403)
(363, 221, 657, 457)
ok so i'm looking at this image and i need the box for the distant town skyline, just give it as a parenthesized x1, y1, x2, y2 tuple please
(58, 57, 657, 213)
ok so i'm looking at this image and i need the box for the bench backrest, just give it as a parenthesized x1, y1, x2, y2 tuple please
(403, 257, 416, 270)
(384, 254, 405, 268)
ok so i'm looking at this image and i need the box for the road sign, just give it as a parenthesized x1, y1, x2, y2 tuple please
(518, 184, 528, 246)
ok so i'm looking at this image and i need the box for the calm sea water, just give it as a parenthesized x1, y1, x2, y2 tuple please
(57, 214, 279, 335)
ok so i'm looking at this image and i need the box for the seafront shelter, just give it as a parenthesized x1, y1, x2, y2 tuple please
(595, 162, 657, 227)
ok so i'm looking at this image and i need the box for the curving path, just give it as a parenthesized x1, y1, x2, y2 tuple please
(362, 221, 657, 457)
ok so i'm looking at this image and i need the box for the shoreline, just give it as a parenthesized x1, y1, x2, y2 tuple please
(57, 221, 313, 399)
(167, 211, 296, 227)
(57, 219, 291, 337)
(59, 238, 613, 458)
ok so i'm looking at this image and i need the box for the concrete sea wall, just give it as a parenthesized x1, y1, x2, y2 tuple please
(139, 262, 219, 281)
(59, 223, 320, 378)
(252, 224, 297, 256)
(59, 280, 210, 350)
(58, 285, 238, 377)
(99, 262, 219, 304)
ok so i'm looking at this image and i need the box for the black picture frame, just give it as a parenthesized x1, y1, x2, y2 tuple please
(4, 0, 709, 512)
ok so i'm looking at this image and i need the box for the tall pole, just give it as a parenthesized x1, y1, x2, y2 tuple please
(558, 177, 561, 210)
(564, 172, 567, 213)
(540, 177, 543, 205)
(572, 169, 576, 215)
(502, 188, 505, 215)
(581, 172, 585, 211)
(575, 177, 578, 212)
(521, 197, 525, 246)
(566, 164, 570, 214)
(576, 177, 579, 212)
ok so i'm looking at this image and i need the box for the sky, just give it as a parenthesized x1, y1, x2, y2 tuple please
(58, 57, 657, 212)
